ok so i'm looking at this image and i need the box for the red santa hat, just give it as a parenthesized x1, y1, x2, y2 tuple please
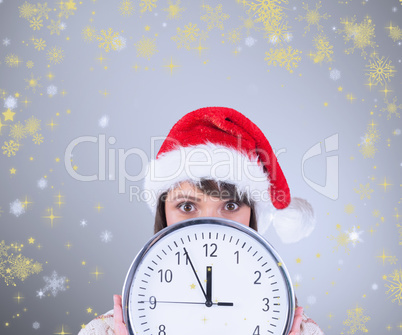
(144, 107, 315, 243)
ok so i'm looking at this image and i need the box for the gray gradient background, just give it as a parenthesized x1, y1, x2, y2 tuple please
(0, 0, 401, 334)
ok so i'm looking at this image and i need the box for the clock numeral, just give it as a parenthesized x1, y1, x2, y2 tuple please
(175, 251, 189, 265)
(262, 298, 270, 312)
(149, 296, 157, 310)
(234, 251, 240, 264)
(158, 324, 166, 335)
(253, 325, 260, 335)
(254, 271, 261, 285)
(203, 243, 218, 257)
(158, 269, 173, 283)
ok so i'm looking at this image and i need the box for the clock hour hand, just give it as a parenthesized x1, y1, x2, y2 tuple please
(183, 247, 208, 302)
(206, 266, 212, 307)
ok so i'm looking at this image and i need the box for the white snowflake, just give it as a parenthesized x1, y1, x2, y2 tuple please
(41, 271, 67, 297)
(113, 36, 127, 51)
(10, 199, 25, 217)
(80, 219, 88, 227)
(392, 6, 397, 12)
(162, 22, 167, 28)
(47, 85, 58, 96)
(36, 289, 45, 299)
(371, 283, 378, 290)
(284, 33, 293, 42)
(269, 35, 278, 45)
(100, 230, 113, 243)
(245, 36, 256, 47)
(98, 115, 109, 128)
(330, 69, 341, 81)
(32, 321, 40, 329)
(294, 273, 303, 282)
(37, 178, 48, 190)
(338, 259, 344, 265)
(394, 129, 401, 135)
(348, 226, 364, 246)
(59, 22, 67, 30)
(332, 26, 337, 31)
(3, 38, 10, 46)
(307, 295, 317, 305)
(4, 95, 17, 109)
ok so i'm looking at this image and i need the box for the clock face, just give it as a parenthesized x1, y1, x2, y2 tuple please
(122, 218, 294, 335)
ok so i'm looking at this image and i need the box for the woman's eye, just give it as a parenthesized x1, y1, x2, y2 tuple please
(179, 203, 195, 212)
(225, 202, 239, 211)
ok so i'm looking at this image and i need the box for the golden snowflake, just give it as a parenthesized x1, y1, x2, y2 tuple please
(82, 26, 97, 43)
(397, 223, 402, 246)
(264, 46, 302, 73)
(47, 19, 62, 36)
(384, 268, 402, 305)
(96, 28, 120, 52)
(58, 0, 77, 19)
(339, 16, 377, 58)
(9, 122, 27, 141)
(328, 224, 352, 253)
(119, 0, 135, 16)
(135, 36, 158, 59)
(2, 140, 20, 157)
(381, 96, 401, 120)
(264, 20, 291, 46)
(5, 54, 22, 67)
(164, 0, 185, 20)
(239, 15, 259, 36)
(365, 55, 396, 87)
(26, 61, 34, 69)
(172, 23, 200, 50)
(201, 4, 229, 31)
(25, 73, 42, 93)
(244, 0, 288, 27)
(311, 33, 333, 63)
(33, 133, 44, 145)
(353, 183, 373, 200)
(359, 143, 377, 158)
(25, 116, 41, 135)
(18, 2, 37, 20)
(34, 38, 46, 51)
(296, 1, 330, 36)
(344, 204, 355, 214)
(29, 17, 43, 31)
(226, 28, 242, 44)
(36, 2, 52, 20)
(388, 24, 402, 42)
(47, 46, 64, 64)
(139, 0, 157, 14)
(343, 304, 370, 334)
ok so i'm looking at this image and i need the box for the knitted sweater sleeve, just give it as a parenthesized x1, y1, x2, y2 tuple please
(77, 309, 324, 335)
(78, 309, 115, 335)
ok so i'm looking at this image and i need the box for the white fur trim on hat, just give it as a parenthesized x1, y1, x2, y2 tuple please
(143, 143, 273, 217)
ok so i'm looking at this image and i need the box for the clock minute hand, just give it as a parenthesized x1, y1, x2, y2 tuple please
(206, 266, 212, 307)
(183, 247, 207, 301)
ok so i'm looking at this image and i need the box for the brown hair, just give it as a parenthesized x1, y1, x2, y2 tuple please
(154, 179, 257, 234)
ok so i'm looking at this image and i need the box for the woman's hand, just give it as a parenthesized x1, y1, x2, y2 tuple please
(289, 306, 303, 335)
(113, 295, 129, 335)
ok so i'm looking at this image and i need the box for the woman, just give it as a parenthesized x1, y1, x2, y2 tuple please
(79, 107, 323, 335)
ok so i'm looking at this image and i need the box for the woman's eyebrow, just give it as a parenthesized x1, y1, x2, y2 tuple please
(171, 195, 200, 202)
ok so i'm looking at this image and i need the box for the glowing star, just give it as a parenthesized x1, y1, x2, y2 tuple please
(37, 178, 48, 190)
(347, 226, 363, 246)
(296, 1, 330, 36)
(381, 96, 401, 120)
(201, 4, 229, 31)
(98, 115, 110, 128)
(343, 304, 371, 333)
(4, 95, 17, 109)
(47, 85, 58, 96)
(164, 0, 185, 19)
(100, 230, 113, 243)
(134, 36, 158, 60)
(264, 46, 302, 73)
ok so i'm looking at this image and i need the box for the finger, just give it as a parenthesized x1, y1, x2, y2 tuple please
(113, 295, 128, 335)
(289, 306, 303, 335)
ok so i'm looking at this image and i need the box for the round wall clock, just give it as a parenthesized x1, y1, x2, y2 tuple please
(122, 217, 295, 335)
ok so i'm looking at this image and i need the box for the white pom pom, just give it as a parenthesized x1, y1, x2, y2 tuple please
(272, 197, 316, 244)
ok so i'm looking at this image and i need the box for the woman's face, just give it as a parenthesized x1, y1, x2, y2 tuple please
(165, 181, 251, 227)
